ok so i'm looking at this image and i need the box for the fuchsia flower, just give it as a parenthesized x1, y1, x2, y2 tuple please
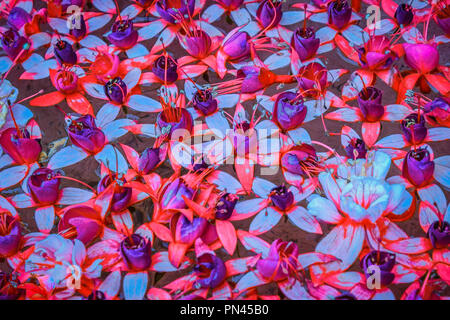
(291, 27, 320, 62)
(403, 43, 439, 75)
(28, 168, 61, 205)
(104, 77, 128, 104)
(152, 55, 178, 84)
(435, 3, 450, 35)
(361, 251, 396, 288)
(0, 127, 41, 165)
(0, 213, 22, 258)
(67, 115, 105, 154)
(97, 174, 132, 212)
(161, 178, 194, 211)
(256, 0, 283, 29)
(1, 28, 30, 61)
(345, 138, 367, 160)
(394, 4, 414, 26)
(7, 6, 32, 31)
(357, 86, 384, 122)
(107, 19, 138, 50)
(183, 30, 212, 59)
(273, 92, 307, 132)
(156, 0, 195, 24)
(356, 36, 398, 71)
(257, 239, 298, 281)
(401, 113, 427, 145)
(327, 0, 352, 30)
(194, 253, 226, 289)
(402, 148, 435, 188)
(424, 97, 450, 127)
(192, 90, 218, 116)
(54, 40, 77, 66)
(121, 234, 152, 271)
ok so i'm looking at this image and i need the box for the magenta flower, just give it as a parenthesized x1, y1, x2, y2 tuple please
(427, 221, 450, 249)
(156, 107, 193, 136)
(138, 148, 162, 175)
(216, 0, 243, 11)
(361, 251, 396, 288)
(424, 97, 450, 127)
(120, 234, 152, 271)
(256, 0, 283, 29)
(269, 186, 294, 212)
(256, 239, 298, 281)
(104, 77, 128, 104)
(152, 55, 178, 84)
(184, 30, 212, 59)
(67, 115, 106, 154)
(1, 28, 29, 61)
(54, 69, 78, 94)
(215, 193, 238, 221)
(69, 14, 87, 40)
(394, 4, 413, 26)
(403, 43, 439, 74)
(327, 0, 352, 30)
(0, 128, 41, 165)
(0, 214, 21, 258)
(273, 92, 307, 131)
(281, 144, 320, 177)
(27, 168, 61, 205)
(194, 253, 226, 289)
(97, 175, 132, 212)
(107, 19, 138, 50)
(401, 113, 427, 145)
(357, 35, 397, 71)
(161, 178, 194, 210)
(174, 215, 207, 244)
(222, 31, 251, 62)
(54, 40, 77, 66)
(402, 148, 435, 188)
(357, 87, 384, 122)
(7, 6, 31, 31)
(156, 0, 195, 24)
(192, 90, 218, 116)
(344, 138, 367, 160)
(291, 27, 320, 62)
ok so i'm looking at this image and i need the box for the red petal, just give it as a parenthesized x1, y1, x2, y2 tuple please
(362, 121, 381, 148)
(216, 220, 237, 255)
(29, 91, 65, 107)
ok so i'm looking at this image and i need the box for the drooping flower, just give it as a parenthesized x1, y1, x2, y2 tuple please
(152, 55, 178, 84)
(273, 91, 307, 131)
(97, 175, 132, 212)
(7, 6, 31, 31)
(281, 144, 321, 178)
(291, 27, 320, 62)
(361, 251, 396, 288)
(402, 148, 435, 188)
(174, 215, 207, 245)
(345, 138, 367, 160)
(222, 31, 251, 62)
(269, 185, 294, 212)
(138, 148, 162, 175)
(0, 214, 22, 258)
(107, 19, 138, 50)
(54, 40, 77, 66)
(193, 253, 226, 289)
(1, 28, 29, 61)
(357, 87, 384, 122)
(27, 168, 61, 205)
(423, 97, 450, 127)
(0, 127, 41, 165)
(394, 4, 414, 26)
(120, 234, 152, 271)
(215, 193, 238, 221)
(401, 113, 427, 145)
(67, 115, 106, 154)
(161, 178, 194, 211)
(403, 43, 439, 74)
(155, 0, 195, 24)
(184, 30, 212, 59)
(104, 77, 128, 105)
(356, 35, 397, 71)
(327, 0, 352, 30)
(256, 0, 283, 29)
(427, 221, 450, 249)
(192, 90, 218, 116)
(256, 239, 299, 281)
